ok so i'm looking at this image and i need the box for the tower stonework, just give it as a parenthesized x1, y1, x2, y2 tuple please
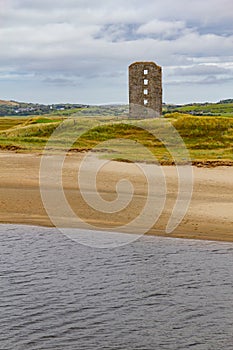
(129, 61, 162, 118)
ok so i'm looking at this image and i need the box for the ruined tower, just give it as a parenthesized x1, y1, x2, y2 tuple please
(129, 61, 162, 118)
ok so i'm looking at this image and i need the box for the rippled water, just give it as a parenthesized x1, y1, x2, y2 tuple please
(0, 225, 233, 350)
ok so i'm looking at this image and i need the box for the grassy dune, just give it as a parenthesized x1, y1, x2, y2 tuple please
(0, 113, 232, 164)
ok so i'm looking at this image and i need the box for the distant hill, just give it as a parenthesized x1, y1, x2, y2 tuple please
(164, 100, 233, 117)
(218, 99, 233, 104)
(0, 100, 89, 116)
(0, 98, 233, 117)
(0, 100, 19, 106)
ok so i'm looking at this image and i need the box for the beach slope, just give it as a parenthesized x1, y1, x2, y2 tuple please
(0, 152, 232, 242)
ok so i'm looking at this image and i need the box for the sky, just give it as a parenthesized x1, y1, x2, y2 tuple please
(0, 0, 233, 105)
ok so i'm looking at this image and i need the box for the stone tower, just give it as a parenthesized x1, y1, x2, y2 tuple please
(129, 61, 162, 118)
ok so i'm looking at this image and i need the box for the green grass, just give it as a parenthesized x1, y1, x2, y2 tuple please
(0, 113, 232, 163)
(172, 115, 233, 161)
(165, 102, 233, 117)
(25, 117, 62, 124)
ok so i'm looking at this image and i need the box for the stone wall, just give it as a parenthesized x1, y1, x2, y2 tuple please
(129, 61, 162, 118)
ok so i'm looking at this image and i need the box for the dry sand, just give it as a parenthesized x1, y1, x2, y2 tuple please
(0, 151, 232, 242)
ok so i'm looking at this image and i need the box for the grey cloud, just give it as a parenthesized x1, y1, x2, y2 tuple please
(136, 20, 187, 40)
(200, 75, 233, 85)
(8, 0, 233, 29)
(167, 75, 233, 86)
(172, 64, 232, 76)
(197, 21, 233, 37)
(1, 0, 233, 104)
(12, 0, 95, 10)
(43, 77, 77, 86)
(94, 23, 139, 42)
(147, 0, 233, 24)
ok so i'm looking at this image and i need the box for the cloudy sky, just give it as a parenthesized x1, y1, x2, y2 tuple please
(0, 0, 233, 104)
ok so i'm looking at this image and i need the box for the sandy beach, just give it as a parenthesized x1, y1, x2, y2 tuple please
(0, 151, 232, 242)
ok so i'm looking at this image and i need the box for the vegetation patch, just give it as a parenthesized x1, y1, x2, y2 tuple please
(0, 102, 232, 163)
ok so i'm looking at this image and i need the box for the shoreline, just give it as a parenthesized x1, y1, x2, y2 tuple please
(0, 151, 233, 243)
(1, 220, 233, 244)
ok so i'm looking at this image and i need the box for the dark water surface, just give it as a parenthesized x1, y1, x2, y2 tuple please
(0, 225, 233, 350)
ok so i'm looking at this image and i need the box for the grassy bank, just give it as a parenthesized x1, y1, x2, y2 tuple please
(0, 112, 232, 164)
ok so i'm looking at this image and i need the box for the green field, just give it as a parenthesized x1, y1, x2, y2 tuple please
(164, 99, 233, 117)
(0, 102, 232, 164)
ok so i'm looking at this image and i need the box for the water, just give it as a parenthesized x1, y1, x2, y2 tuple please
(0, 225, 233, 350)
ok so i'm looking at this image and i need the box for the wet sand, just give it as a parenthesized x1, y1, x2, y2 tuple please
(0, 151, 233, 242)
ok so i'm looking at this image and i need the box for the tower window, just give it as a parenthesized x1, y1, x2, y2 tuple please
(144, 69, 148, 75)
(144, 79, 148, 85)
(144, 99, 148, 105)
(144, 89, 148, 95)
